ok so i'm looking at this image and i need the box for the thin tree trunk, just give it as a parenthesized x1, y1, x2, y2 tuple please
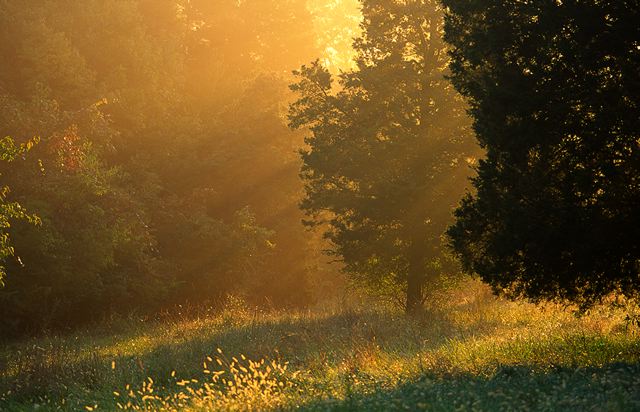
(405, 243, 424, 315)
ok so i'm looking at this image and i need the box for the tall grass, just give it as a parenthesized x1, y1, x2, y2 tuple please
(1, 280, 639, 411)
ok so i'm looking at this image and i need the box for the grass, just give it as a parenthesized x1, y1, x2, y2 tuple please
(1, 281, 639, 411)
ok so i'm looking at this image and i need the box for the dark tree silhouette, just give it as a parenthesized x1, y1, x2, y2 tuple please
(444, 0, 640, 308)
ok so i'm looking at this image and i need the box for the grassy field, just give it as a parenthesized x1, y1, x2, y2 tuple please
(1, 281, 639, 411)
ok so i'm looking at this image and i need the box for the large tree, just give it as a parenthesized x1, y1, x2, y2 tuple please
(444, 1, 640, 308)
(289, 0, 474, 313)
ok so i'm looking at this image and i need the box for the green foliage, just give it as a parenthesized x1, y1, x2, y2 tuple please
(444, 0, 640, 309)
(0, 137, 40, 286)
(289, 0, 476, 312)
(0, 0, 336, 335)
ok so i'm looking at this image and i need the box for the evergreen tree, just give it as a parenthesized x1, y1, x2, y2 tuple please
(444, 0, 640, 308)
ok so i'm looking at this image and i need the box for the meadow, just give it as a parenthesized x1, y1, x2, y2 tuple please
(1, 281, 639, 411)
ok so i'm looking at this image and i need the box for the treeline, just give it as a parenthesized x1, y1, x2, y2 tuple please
(0, 0, 359, 336)
(2, 0, 638, 336)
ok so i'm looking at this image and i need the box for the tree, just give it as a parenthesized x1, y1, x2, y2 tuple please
(444, 0, 640, 309)
(0, 137, 40, 287)
(289, 0, 474, 313)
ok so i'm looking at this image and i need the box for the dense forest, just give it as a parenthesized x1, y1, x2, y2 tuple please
(0, 0, 362, 335)
(1, 1, 639, 409)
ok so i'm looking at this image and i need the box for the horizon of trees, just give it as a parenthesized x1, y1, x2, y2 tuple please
(0, 0, 637, 337)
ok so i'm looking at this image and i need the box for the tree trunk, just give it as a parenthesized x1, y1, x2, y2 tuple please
(405, 247, 424, 315)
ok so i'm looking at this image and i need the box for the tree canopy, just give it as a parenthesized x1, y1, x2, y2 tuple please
(444, 0, 640, 308)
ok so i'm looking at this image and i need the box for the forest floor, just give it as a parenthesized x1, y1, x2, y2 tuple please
(1, 281, 640, 411)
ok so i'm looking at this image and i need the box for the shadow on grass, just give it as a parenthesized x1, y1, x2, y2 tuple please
(0, 304, 508, 406)
(1, 308, 483, 402)
(1, 303, 640, 411)
(297, 362, 640, 411)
